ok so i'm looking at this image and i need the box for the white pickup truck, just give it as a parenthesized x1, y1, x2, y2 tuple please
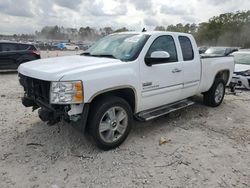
(18, 31, 234, 150)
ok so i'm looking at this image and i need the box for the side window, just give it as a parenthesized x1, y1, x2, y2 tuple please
(29, 45, 36, 50)
(1, 43, 17, 52)
(146, 35, 178, 63)
(18, 44, 30, 51)
(179, 36, 194, 61)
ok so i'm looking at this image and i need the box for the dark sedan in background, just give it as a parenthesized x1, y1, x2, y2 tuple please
(0, 41, 40, 70)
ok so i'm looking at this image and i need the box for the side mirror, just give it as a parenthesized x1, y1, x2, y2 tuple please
(145, 51, 170, 66)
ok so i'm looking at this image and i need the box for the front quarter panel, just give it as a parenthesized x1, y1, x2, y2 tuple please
(60, 61, 140, 109)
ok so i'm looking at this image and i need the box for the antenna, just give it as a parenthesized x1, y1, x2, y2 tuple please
(142, 28, 147, 32)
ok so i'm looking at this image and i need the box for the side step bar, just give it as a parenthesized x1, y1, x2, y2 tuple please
(137, 99, 195, 121)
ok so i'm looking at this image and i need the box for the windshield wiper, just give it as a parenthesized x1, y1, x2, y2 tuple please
(81, 52, 120, 60)
(93, 54, 117, 59)
(81, 52, 91, 56)
(82, 53, 117, 59)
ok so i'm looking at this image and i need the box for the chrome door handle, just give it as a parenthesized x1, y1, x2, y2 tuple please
(172, 68, 182, 73)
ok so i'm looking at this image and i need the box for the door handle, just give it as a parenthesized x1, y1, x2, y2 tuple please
(172, 68, 182, 73)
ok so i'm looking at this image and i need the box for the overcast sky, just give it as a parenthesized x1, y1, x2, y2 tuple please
(0, 0, 250, 34)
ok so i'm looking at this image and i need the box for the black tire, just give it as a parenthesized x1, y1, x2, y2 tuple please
(203, 78, 226, 107)
(229, 83, 236, 93)
(88, 96, 133, 150)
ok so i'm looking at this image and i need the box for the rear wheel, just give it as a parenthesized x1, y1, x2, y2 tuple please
(203, 78, 226, 107)
(88, 96, 132, 150)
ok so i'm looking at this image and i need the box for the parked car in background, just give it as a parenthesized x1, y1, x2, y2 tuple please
(57, 43, 79, 50)
(0, 41, 40, 70)
(36, 42, 58, 51)
(77, 43, 92, 51)
(198, 46, 208, 54)
(203, 47, 239, 57)
(231, 50, 250, 90)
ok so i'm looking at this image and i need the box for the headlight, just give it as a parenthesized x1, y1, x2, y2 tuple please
(235, 69, 250, 76)
(242, 70, 250, 76)
(50, 81, 83, 104)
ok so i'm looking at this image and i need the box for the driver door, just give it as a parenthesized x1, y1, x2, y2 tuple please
(140, 35, 183, 111)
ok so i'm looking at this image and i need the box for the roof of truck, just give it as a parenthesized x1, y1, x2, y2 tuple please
(111, 31, 192, 36)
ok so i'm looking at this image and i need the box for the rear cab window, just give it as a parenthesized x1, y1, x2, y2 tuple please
(178, 36, 194, 61)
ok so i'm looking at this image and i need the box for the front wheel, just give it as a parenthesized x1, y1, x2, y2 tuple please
(203, 78, 226, 107)
(88, 96, 133, 150)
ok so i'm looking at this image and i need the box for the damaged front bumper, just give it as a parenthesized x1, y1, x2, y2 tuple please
(19, 74, 89, 130)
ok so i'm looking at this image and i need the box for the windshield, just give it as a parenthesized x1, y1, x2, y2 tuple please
(234, 53, 250, 65)
(83, 34, 149, 61)
(205, 48, 226, 55)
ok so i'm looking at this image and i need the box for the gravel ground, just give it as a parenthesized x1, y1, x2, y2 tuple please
(40, 50, 84, 59)
(0, 54, 250, 188)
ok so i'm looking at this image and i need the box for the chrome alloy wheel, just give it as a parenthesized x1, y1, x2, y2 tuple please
(214, 83, 224, 104)
(98, 106, 128, 143)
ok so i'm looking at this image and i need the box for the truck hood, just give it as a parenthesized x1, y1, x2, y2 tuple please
(234, 64, 250, 73)
(18, 55, 123, 81)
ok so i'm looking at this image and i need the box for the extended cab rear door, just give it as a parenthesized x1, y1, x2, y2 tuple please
(139, 34, 183, 111)
(177, 35, 201, 98)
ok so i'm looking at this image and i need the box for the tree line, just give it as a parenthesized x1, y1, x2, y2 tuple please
(35, 26, 129, 41)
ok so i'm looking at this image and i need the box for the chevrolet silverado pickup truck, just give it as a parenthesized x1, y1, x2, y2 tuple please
(18, 31, 234, 150)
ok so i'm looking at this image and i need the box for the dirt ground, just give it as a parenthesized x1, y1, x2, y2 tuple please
(0, 53, 250, 188)
(40, 50, 84, 59)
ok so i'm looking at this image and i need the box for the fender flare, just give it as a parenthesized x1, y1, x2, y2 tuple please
(87, 85, 138, 112)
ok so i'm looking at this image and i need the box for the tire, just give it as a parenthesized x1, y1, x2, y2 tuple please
(88, 96, 133, 150)
(203, 78, 226, 107)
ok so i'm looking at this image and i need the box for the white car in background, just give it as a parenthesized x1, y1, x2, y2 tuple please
(231, 51, 250, 90)
(58, 43, 80, 50)
(64, 43, 80, 50)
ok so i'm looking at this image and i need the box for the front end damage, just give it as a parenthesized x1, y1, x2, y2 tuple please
(230, 74, 250, 91)
(19, 74, 89, 130)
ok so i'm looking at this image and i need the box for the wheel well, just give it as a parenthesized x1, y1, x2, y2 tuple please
(89, 88, 136, 113)
(19, 59, 30, 64)
(215, 70, 230, 84)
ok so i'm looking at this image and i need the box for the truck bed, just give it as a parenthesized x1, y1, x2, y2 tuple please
(199, 56, 235, 92)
